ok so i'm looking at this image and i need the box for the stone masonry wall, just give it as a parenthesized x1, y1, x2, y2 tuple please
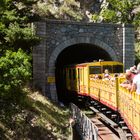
(33, 19, 135, 101)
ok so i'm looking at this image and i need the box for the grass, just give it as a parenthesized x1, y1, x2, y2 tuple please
(0, 89, 71, 140)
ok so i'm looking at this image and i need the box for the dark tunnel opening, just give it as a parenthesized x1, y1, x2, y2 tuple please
(55, 43, 112, 103)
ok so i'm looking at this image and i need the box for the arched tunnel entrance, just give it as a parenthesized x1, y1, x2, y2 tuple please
(55, 43, 112, 103)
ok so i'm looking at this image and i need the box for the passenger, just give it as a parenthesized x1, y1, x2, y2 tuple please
(110, 73, 118, 81)
(129, 66, 137, 78)
(94, 74, 99, 79)
(90, 75, 94, 80)
(120, 69, 133, 90)
(98, 75, 102, 79)
(131, 63, 140, 95)
(130, 65, 137, 71)
(103, 69, 111, 80)
(114, 73, 119, 77)
(109, 73, 118, 86)
(119, 73, 125, 78)
(126, 69, 134, 82)
(94, 74, 102, 79)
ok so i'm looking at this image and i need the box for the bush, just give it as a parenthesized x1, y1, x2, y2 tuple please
(0, 49, 31, 101)
(4, 22, 40, 52)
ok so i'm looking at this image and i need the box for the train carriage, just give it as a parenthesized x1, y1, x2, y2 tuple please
(118, 82, 140, 140)
(65, 63, 89, 97)
(65, 61, 123, 97)
(64, 60, 140, 140)
(88, 61, 123, 111)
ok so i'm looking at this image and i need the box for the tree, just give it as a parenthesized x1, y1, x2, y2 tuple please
(0, 0, 40, 52)
(34, 0, 84, 21)
(91, 0, 140, 27)
(91, 0, 140, 64)
(0, 49, 31, 101)
(0, 0, 40, 100)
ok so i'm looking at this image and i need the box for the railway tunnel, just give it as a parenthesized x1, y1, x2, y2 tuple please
(55, 43, 112, 103)
(33, 20, 135, 102)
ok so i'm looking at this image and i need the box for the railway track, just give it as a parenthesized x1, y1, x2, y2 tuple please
(91, 117, 120, 140)
(71, 101, 135, 140)
(86, 100, 134, 140)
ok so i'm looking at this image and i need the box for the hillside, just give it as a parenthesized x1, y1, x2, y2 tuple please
(0, 89, 71, 140)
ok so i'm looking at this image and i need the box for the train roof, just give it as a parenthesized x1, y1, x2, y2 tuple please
(65, 61, 123, 68)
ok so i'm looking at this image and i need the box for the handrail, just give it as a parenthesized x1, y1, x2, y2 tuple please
(70, 103, 98, 140)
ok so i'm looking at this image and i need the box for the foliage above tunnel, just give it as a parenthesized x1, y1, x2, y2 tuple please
(0, 0, 40, 100)
(34, 0, 84, 21)
(0, 0, 40, 52)
(91, 0, 140, 26)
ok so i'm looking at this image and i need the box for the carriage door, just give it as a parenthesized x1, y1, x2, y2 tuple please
(77, 67, 84, 94)
(77, 68, 80, 92)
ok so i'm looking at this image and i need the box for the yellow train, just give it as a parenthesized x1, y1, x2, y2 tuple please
(64, 61, 140, 140)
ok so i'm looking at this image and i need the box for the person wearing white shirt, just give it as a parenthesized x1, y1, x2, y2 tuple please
(131, 63, 140, 95)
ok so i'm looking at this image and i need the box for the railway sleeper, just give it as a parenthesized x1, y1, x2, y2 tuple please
(121, 126, 132, 136)
(119, 121, 126, 127)
(93, 103, 99, 106)
(96, 105, 101, 109)
(122, 126, 129, 130)
(126, 133, 133, 140)
(90, 100, 95, 104)
(126, 133, 132, 137)
(101, 108, 107, 111)
(105, 110, 112, 114)
(90, 106, 134, 140)
(90, 102, 134, 139)
(119, 121, 125, 124)
(111, 114, 117, 118)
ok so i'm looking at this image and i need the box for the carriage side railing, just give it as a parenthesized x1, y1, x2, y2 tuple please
(70, 103, 98, 140)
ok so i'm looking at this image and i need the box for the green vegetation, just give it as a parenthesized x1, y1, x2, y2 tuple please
(0, 1, 72, 139)
(0, 0, 140, 139)
(0, 0, 83, 139)
(91, 0, 140, 64)
(0, 0, 40, 52)
(0, 49, 31, 101)
(0, 90, 71, 140)
(0, 0, 39, 107)
(35, 0, 140, 63)
(91, 0, 140, 26)
(34, 0, 83, 21)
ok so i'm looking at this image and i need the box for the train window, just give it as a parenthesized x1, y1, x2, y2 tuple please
(89, 66, 101, 74)
(73, 69, 76, 80)
(63, 69, 65, 78)
(103, 66, 112, 73)
(113, 65, 123, 73)
(69, 69, 72, 79)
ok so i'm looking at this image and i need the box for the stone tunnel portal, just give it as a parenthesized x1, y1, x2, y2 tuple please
(55, 43, 112, 103)
(33, 21, 135, 102)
